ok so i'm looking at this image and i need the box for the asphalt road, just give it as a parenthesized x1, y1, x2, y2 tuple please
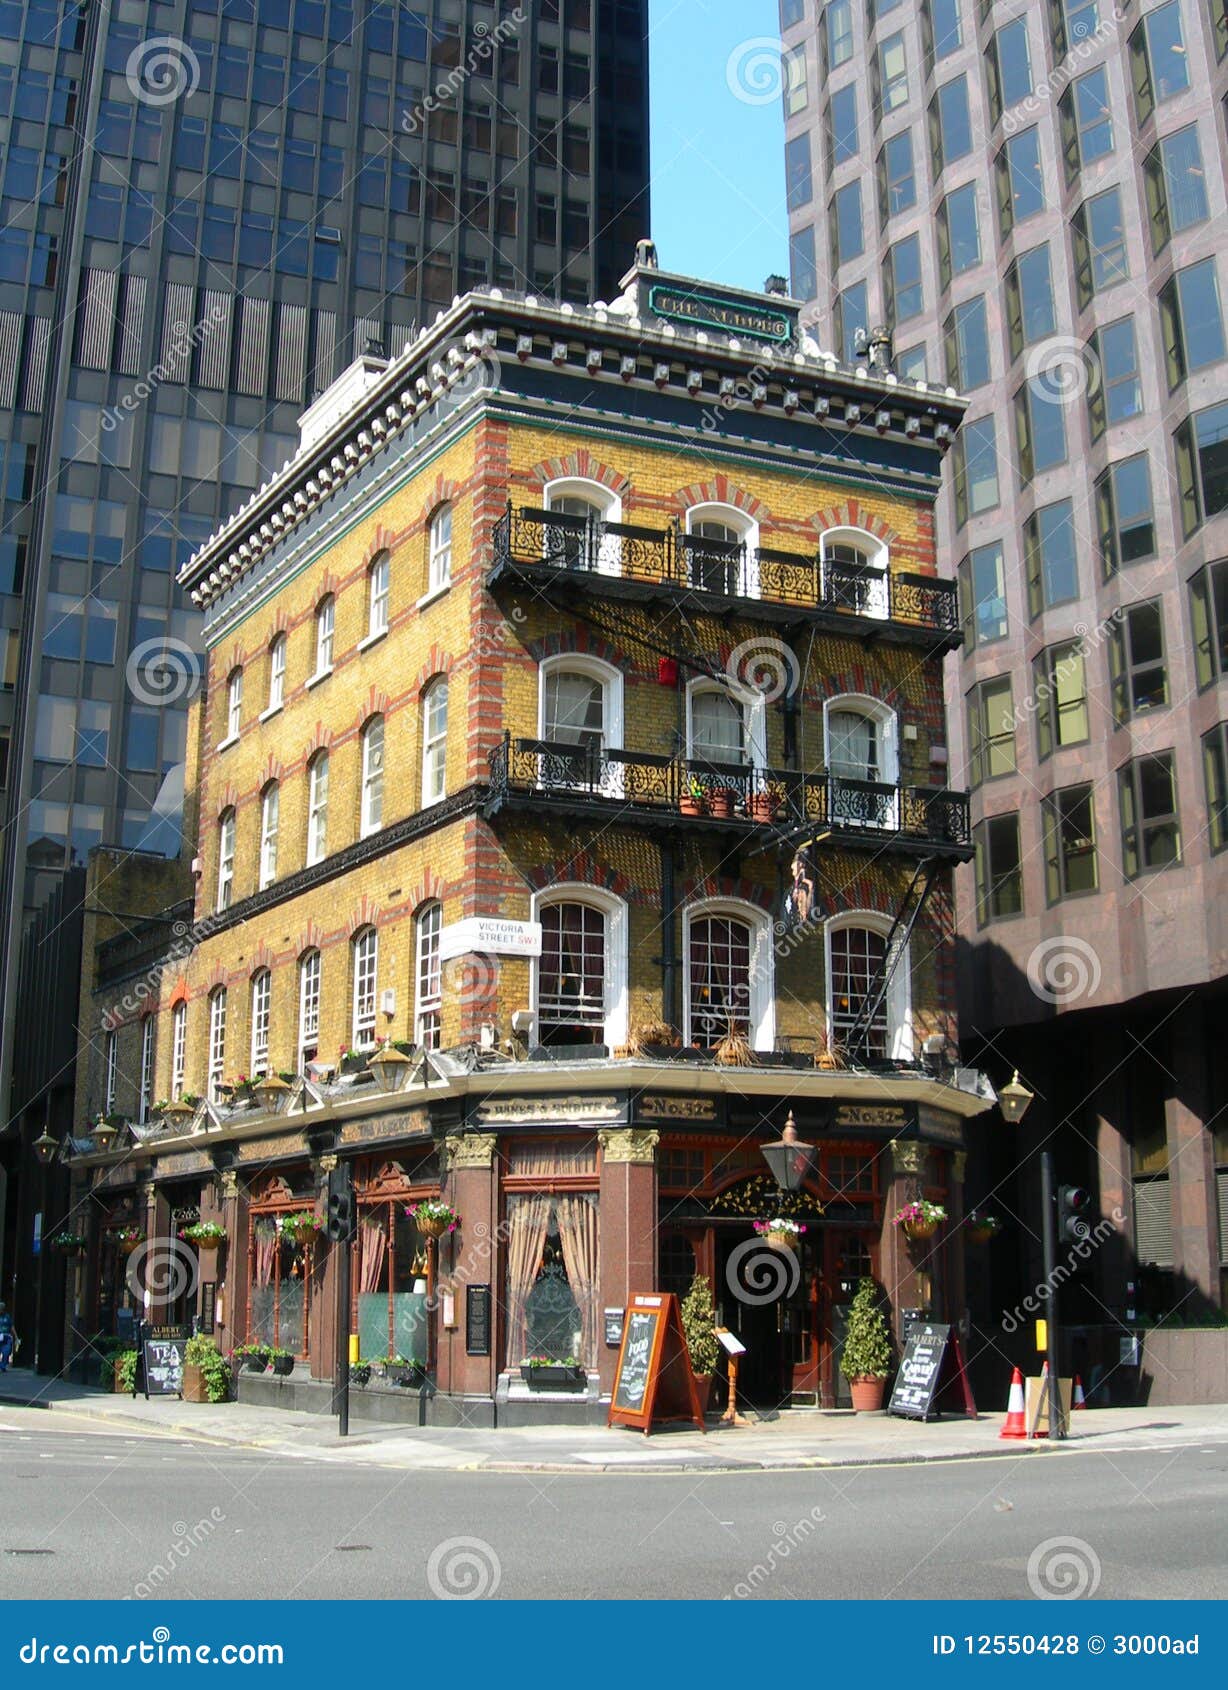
(1, 1412, 1224, 1600)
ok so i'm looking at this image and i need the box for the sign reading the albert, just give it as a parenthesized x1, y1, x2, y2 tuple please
(140, 1323, 189, 1400)
(648, 285, 794, 345)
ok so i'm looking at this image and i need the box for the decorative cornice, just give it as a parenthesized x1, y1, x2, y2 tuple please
(443, 1132, 498, 1170)
(598, 1127, 660, 1165)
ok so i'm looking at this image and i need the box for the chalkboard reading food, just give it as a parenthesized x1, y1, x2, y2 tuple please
(887, 1321, 976, 1422)
(140, 1323, 189, 1399)
(608, 1293, 705, 1435)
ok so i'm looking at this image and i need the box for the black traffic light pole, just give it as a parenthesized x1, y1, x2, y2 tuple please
(1040, 1151, 1066, 1440)
(327, 1163, 355, 1438)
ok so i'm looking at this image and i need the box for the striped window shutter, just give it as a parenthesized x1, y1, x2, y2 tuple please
(18, 316, 50, 412)
(193, 289, 233, 389)
(115, 274, 147, 376)
(159, 282, 195, 382)
(1217, 1169, 1228, 1265)
(0, 311, 22, 408)
(75, 269, 118, 370)
(274, 303, 308, 402)
(1133, 1177, 1173, 1268)
(234, 296, 270, 397)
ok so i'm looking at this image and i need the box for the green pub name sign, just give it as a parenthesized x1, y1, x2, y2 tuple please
(647, 285, 795, 346)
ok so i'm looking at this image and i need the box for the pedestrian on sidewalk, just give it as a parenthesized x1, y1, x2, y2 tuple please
(0, 1302, 17, 1372)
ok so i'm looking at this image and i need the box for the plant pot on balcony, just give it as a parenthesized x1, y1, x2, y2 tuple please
(679, 795, 707, 818)
(750, 792, 782, 823)
(708, 788, 736, 818)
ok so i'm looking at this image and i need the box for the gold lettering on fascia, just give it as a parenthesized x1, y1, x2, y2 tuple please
(639, 1096, 717, 1121)
(477, 1096, 622, 1124)
(835, 1106, 908, 1128)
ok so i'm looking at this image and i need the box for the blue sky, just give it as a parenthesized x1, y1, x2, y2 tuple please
(647, 0, 789, 291)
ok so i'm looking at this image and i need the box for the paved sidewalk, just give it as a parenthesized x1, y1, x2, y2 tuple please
(3, 1367, 1227, 1471)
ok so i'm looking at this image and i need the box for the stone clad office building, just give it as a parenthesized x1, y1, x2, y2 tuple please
(68, 254, 994, 1419)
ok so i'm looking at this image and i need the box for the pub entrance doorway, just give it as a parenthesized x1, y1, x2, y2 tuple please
(715, 1223, 819, 1407)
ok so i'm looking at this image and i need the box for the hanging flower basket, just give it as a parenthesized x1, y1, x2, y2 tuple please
(283, 1211, 323, 1246)
(406, 1199, 459, 1239)
(49, 1231, 87, 1256)
(894, 1200, 946, 1242)
(110, 1226, 145, 1255)
(179, 1221, 227, 1249)
(965, 1212, 1002, 1246)
(754, 1217, 806, 1252)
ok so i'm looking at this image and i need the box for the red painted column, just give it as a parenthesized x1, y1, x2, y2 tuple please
(597, 1128, 659, 1394)
(217, 1169, 248, 1353)
(879, 1140, 934, 1340)
(436, 1133, 498, 1400)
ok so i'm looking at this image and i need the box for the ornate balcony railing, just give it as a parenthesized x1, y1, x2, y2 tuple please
(486, 734, 971, 850)
(490, 504, 960, 638)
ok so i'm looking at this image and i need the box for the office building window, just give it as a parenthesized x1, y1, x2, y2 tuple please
(896, 344, 927, 381)
(996, 128, 1044, 238)
(1059, 67, 1113, 183)
(789, 226, 818, 301)
(831, 179, 863, 265)
(833, 280, 867, 362)
(884, 233, 923, 324)
(1005, 245, 1056, 361)
(306, 751, 328, 865)
(1015, 377, 1068, 481)
(1144, 126, 1209, 254)
(1072, 188, 1128, 308)
(1130, 1, 1191, 125)
(1109, 601, 1168, 725)
(958, 542, 1008, 648)
(1202, 724, 1228, 853)
(267, 636, 285, 712)
(954, 415, 999, 526)
(944, 295, 990, 390)
(1095, 455, 1156, 576)
(226, 667, 243, 740)
(1191, 559, 1228, 687)
(1024, 500, 1079, 617)
(1159, 259, 1226, 390)
(930, 75, 972, 177)
(1173, 403, 1228, 539)
(829, 84, 858, 169)
(826, 1, 855, 71)
(876, 33, 908, 118)
(877, 130, 915, 224)
(104, 1029, 117, 1113)
(1033, 641, 1089, 759)
(966, 677, 1016, 786)
(784, 44, 808, 115)
(786, 133, 814, 211)
(986, 18, 1032, 124)
(1043, 784, 1099, 902)
(367, 551, 390, 637)
(974, 813, 1023, 923)
(1088, 317, 1143, 438)
(1118, 754, 1182, 876)
(937, 182, 979, 290)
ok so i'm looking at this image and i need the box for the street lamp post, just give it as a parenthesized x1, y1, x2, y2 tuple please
(32, 1126, 57, 1374)
(995, 1071, 1064, 1439)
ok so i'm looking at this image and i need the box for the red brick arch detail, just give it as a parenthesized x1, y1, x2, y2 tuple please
(204, 960, 228, 993)
(248, 942, 275, 977)
(268, 607, 290, 639)
(314, 570, 340, 604)
(682, 875, 776, 914)
(816, 881, 898, 921)
(224, 645, 246, 677)
(808, 502, 898, 548)
(296, 920, 324, 957)
(524, 629, 631, 672)
(359, 684, 391, 724)
(304, 722, 334, 759)
(523, 853, 635, 902)
(260, 754, 284, 788)
(216, 782, 239, 817)
(527, 449, 630, 498)
(408, 871, 446, 912)
(346, 897, 380, 939)
(420, 476, 460, 524)
(670, 476, 769, 523)
(412, 648, 456, 691)
(169, 977, 190, 1011)
(359, 524, 398, 570)
(810, 669, 907, 712)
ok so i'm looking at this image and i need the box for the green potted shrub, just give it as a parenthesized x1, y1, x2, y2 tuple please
(839, 1278, 893, 1412)
(680, 1272, 721, 1415)
(350, 1358, 373, 1388)
(183, 1335, 232, 1403)
(115, 1348, 139, 1394)
(231, 1342, 271, 1373)
(269, 1346, 295, 1378)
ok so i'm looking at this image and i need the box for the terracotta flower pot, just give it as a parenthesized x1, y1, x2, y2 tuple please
(679, 796, 706, 817)
(708, 789, 735, 818)
(750, 795, 780, 823)
(849, 1375, 886, 1412)
(693, 1373, 713, 1417)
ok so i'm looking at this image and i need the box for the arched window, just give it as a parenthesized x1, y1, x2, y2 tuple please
(414, 901, 442, 1049)
(820, 526, 889, 619)
(825, 913, 911, 1062)
(538, 655, 623, 793)
(351, 927, 378, 1048)
(428, 504, 452, 592)
(532, 886, 629, 1048)
(543, 477, 622, 574)
(686, 679, 765, 771)
(367, 551, 390, 638)
(298, 950, 321, 1069)
(208, 987, 227, 1100)
(171, 1001, 187, 1100)
(267, 635, 286, 712)
(217, 808, 236, 911)
(684, 900, 774, 1050)
(259, 781, 280, 887)
(314, 595, 335, 675)
(226, 667, 243, 740)
(421, 679, 448, 805)
(361, 715, 384, 835)
(249, 969, 271, 1075)
(138, 1015, 155, 1124)
(824, 695, 899, 829)
(684, 502, 759, 597)
(306, 751, 329, 864)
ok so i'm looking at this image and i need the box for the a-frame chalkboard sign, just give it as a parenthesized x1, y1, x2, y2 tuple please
(887, 1320, 977, 1422)
(608, 1292, 705, 1435)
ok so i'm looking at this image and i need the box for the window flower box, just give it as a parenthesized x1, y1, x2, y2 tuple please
(520, 1358, 586, 1390)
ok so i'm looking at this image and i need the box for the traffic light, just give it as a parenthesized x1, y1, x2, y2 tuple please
(1058, 1185, 1092, 1244)
(326, 1166, 355, 1243)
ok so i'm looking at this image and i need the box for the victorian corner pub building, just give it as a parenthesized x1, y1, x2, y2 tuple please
(68, 249, 997, 1419)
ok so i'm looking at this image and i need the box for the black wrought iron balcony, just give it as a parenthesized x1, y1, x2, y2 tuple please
(485, 734, 972, 855)
(490, 504, 961, 645)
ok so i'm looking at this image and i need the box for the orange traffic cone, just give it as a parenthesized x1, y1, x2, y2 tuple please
(1072, 1374, 1087, 1411)
(999, 1366, 1027, 1439)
